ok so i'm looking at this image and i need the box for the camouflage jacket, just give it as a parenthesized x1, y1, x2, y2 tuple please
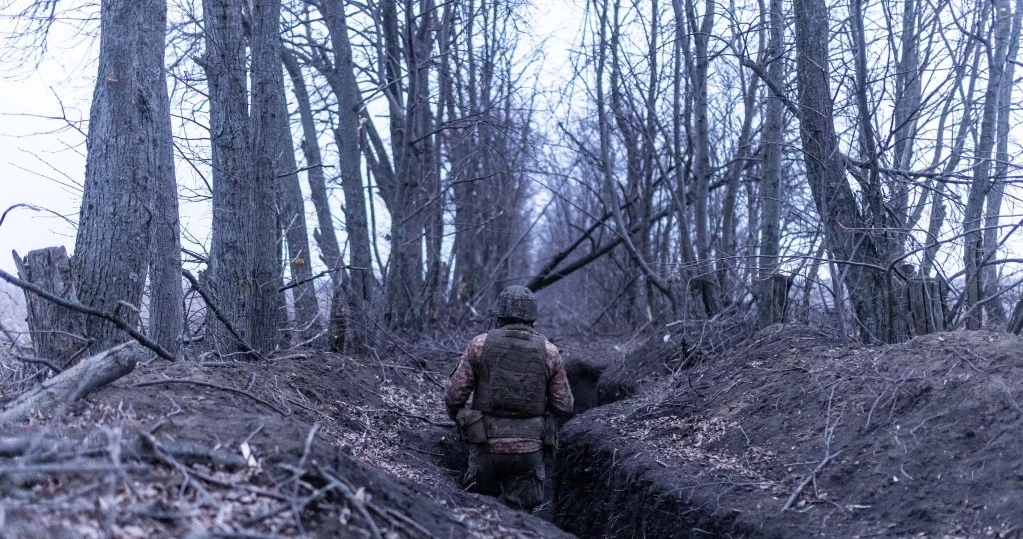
(444, 328, 574, 454)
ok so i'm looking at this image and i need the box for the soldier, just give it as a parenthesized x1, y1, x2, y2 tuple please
(444, 285, 574, 512)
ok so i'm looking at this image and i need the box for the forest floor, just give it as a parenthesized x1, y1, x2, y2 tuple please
(0, 335, 572, 538)
(2, 322, 1023, 538)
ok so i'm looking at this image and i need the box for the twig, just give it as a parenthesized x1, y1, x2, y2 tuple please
(240, 482, 336, 527)
(365, 408, 454, 427)
(0, 318, 24, 348)
(384, 506, 437, 538)
(277, 264, 358, 292)
(181, 270, 263, 361)
(140, 433, 287, 502)
(0, 462, 147, 475)
(14, 354, 62, 373)
(317, 465, 383, 539)
(133, 378, 286, 416)
(781, 450, 842, 511)
(298, 423, 320, 471)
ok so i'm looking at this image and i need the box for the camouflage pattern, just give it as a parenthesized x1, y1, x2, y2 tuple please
(472, 327, 549, 417)
(464, 445, 545, 511)
(493, 285, 538, 323)
(445, 325, 574, 454)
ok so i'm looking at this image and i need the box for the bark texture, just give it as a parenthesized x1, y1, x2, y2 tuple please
(247, 0, 287, 352)
(203, 0, 254, 354)
(13, 247, 87, 366)
(75, 0, 169, 352)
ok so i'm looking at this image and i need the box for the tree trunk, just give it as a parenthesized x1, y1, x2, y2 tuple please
(247, 0, 287, 353)
(75, 0, 168, 352)
(688, 0, 720, 316)
(757, 0, 786, 327)
(146, 0, 183, 357)
(963, 0, 1010, 329)
(203, 0, 254, 355)
(270, 61, 321, 344)
(793, 0, 896, 343)
(0, 341, 143, 425)
(380, 0, 436, 333)
(981, 0, 1023, 325)
(282, 50, 348, 351)
(320, 0, 376, 350)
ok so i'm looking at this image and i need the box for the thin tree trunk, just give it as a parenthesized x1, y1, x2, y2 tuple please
(963, 0, 1010, 329)
(320, 0, 375, 350)
(203, 0, 254, 354)
(271, 61, 322, 344)
(146, 0, 183, 357)
(757, 0, 786, 327)
(282, 49, 347, 351)
(981, 0, 1023, 325)
(688, 0, 720, 315)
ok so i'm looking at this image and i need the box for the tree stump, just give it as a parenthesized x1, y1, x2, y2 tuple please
(759, 273, 792, 326)
(12, 247, 87, 367)
(907, 277, 947, 336)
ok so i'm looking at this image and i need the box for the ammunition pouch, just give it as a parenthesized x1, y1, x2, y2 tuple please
(482, 415, 544, 440)
(456, 409, 487, 444)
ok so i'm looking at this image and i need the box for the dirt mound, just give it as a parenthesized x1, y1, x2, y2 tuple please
(554, 326, 1023, 537)
(0, 351, 572, 538)
(595, 328, 696, 405)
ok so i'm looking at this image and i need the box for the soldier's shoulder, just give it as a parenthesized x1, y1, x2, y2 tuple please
(467, 333, 489, 349)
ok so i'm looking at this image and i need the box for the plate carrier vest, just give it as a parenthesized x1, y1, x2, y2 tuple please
(471, 325, 549, 440)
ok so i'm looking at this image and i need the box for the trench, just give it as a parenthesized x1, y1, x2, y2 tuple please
(425, 346, 773, 539)
(546, 359, 780, 539)
(429, 356, 761, 538)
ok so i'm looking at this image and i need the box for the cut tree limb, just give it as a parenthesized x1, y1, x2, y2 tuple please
(0, 264, 176, 361)
(0, 341, 146, 425)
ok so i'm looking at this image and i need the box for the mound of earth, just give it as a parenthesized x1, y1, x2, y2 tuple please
(554, 325, 1023, 538)
(595, 328, 697, 405)
(0, 350, 572, 538)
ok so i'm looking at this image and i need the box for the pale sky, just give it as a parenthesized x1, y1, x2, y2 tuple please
(0, 0, 585, 275)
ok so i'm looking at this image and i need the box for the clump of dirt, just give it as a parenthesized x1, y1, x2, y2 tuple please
(0, 349, 572, 538)
(554, 325, 1023, 537)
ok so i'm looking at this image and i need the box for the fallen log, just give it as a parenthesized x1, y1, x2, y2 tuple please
(0, 341, 145, 425)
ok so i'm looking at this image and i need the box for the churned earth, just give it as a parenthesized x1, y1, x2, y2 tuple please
(553, 325, 1023, 538)
(0, 341, 572, 538)
(3, 324, 1022, 538)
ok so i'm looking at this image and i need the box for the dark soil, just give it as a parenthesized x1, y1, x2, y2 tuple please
(595, 328, 696, 405)
(553, 325, 1023, 538)
(0, 349, 572, 538)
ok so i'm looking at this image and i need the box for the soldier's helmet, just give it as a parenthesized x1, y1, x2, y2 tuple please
(494, 285, 538, 323)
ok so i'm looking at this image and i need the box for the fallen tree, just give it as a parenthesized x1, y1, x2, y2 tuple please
(0, 341, 145, 424)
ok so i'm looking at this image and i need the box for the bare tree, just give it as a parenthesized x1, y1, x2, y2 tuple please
(202, 0, 257, 354)
(74, 0, 173, 353)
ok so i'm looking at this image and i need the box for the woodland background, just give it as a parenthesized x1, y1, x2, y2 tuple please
(0, 0, 1022, 366)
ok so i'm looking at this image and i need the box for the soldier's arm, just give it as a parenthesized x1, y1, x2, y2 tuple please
(444, 334, 485, 419)
(545, 342, 575, 416)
